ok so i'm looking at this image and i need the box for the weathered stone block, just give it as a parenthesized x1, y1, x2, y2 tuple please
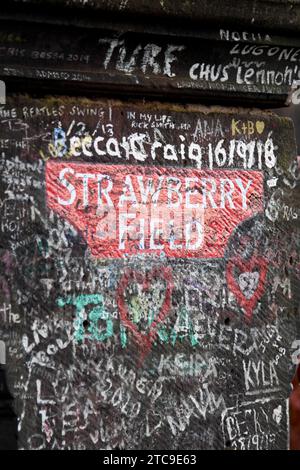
(0, 96, 299, 449)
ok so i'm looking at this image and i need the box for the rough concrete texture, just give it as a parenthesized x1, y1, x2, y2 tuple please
(0, 95, 299, 449)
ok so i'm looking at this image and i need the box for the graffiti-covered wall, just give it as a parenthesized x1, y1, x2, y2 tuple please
(0, 96, 299, 449)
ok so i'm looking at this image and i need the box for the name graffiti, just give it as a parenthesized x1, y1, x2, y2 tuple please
(222, 399, 288, 450)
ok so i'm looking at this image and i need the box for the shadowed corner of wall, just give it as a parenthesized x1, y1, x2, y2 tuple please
(0, 340, 18, 450)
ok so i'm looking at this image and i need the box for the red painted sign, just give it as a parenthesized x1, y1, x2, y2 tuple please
(46, 162, 263, 259)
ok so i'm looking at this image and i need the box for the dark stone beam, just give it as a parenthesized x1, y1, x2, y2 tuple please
(0, 19, 300, 106)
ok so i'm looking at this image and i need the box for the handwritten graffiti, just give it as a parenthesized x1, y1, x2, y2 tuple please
(117, 267, 173, 364)
(222, 398, 288, 450)
(226, 256, 268, 323)
(57, 294, 113, 343)
(0, 96, 299, 450)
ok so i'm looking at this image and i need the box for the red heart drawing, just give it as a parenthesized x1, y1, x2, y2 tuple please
(117, 266, 173, 365)
(226, 256, 268, 323)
